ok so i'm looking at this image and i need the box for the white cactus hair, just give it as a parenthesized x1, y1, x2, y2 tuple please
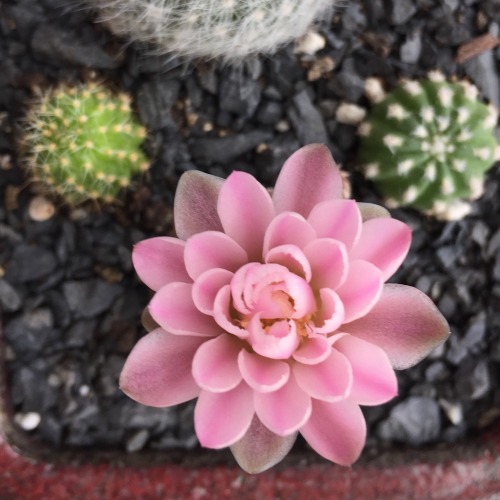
(87, 0, 335, 61)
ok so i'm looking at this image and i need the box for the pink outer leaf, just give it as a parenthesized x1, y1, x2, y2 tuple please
(194, 383, 254, 449)
(334, 335, 398, 405)
(357, 202, 391, 222)
(184, 231, 248, 281)
(149, 282, 221, 337)
(230, 416, 297, 474)
(349, 218, 412, 281)
(307, 199, 362, 251)
(238, 349, 290, 393)
(272, 144, 343, 218)
(192, 268, 233, 315)
(192, 334, 243, 393)
(217, 171, 275, 261)
(293, 349, 352, 402)
(300, 399, 367, 466)
(254, 374, 312, 436)
(263, 212, 317, 254)
(304, 238, 348, 290)
(336, 260, 383, 323)
(119, 328, 203, 407)
(342, 284, 450, 370)
(174, 170, 224, 240)
(132, 237, 190, 291)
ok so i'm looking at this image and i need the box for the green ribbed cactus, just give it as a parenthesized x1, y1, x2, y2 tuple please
(358, 72, 499, 220)
(86, 0, 334, 61)
(24, 82, 149, 205)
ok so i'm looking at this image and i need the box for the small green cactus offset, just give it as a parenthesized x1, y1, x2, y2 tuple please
(358, 72, 499, 220)
(25, 82, 149, 204)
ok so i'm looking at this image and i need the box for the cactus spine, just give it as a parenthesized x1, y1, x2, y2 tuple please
(86, 0, 334, 61)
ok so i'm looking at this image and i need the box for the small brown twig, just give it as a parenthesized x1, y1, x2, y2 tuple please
(456, 33, 500, 64)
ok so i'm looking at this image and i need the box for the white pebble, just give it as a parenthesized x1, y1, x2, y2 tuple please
(28, 196, 56, 222)
(439, 399, 463, 425)
(79, 385, 91, 397)
(294, 31, 325, 55)
(15, 412, 41, 431)
(335, 103, 366, 125)
(364, 77, 386, 104)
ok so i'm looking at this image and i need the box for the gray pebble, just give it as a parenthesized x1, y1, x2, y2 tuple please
(288, 89, 329, 145)
(219, 68, 262, 118)
(5, 244, 58, 283)
(63, 279, 122, 319)
(400, 30, 422, 64)
(464, 50, 500, 108)
(390, 0, 417, 25)
(31, 24, 118, 69)
(0, 279, 22, 312)
(189, 130, 272, 164)
(377, 397, 441, 445)
(126, 429, 150, 453)
(455, 359, 491, 400)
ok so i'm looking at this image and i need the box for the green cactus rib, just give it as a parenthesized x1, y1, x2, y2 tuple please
(25, 82, 149, 205)
(358, 75, 498, 219)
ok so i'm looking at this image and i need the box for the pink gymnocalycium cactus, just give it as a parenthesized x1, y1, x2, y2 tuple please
(122, 144, 450, 473)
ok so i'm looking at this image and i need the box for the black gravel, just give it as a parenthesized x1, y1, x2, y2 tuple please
(1, 0, 500, 458)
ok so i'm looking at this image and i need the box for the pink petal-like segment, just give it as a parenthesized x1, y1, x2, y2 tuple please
(213, 285, 249, 338)
(263, 212, 317, 254)
(308, 200, 362, 251)
(174, 170, 224, 240)
(195, 383, 254, 449)
(334, 335, 398, 405)
(336, 260, 383, 323)
(265, 245, 312, 281)
(132, 237, 190, 291)
(293, 349, 352, 402)
(304, 238, 348, 290)
(120, 328, 203, 407)
(248, 316, 300, 360)
(300, 399, 367, 466)
(313, 288, 345, 334)
(254, 375, 312, 436)
(293, 335, 331, 365)
(149, 282, 221, 337)
(342, 284, 450, 370)
(184, 231, 248, 281)
(192, 334, 243, 392)
(350, 218, 412, 281)
(217, 171, 275, 260)
(230, 417, 297, 474)
(238, 349, 290, 392)
(272, 144, 343, 218)
(192, 268, 233, 315)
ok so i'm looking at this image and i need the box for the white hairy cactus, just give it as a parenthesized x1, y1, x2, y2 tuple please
(87, 0, 335, 61)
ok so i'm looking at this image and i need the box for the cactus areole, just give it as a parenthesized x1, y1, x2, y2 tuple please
(24, 82, 149, 205)
(358, 72, 499, 220)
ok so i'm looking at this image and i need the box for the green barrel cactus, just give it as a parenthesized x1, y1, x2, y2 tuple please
(24, 82, 149, 205)
(86, 0, 334, 61)
(358, 72, 499, 220)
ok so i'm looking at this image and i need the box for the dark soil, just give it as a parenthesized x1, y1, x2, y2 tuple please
(1, 0, 500, 459)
